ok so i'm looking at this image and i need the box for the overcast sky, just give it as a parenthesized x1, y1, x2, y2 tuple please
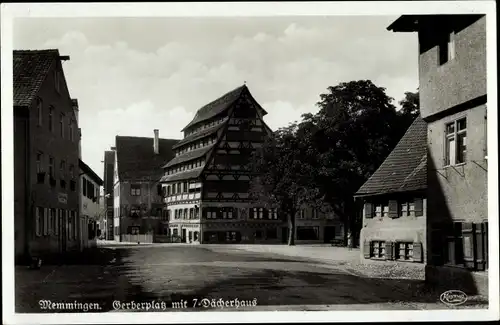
(14, 16, 418, 178)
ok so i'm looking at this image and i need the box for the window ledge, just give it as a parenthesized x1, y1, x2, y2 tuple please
(444, 162, 466, 169)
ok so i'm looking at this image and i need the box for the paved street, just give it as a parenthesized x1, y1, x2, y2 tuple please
(15, 244, 488, 313)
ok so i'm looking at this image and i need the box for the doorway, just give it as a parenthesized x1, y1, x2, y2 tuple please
(182, 228, 187, 243)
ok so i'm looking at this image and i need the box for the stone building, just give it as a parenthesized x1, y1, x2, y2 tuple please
(112, 131, 178, 242)
(383, 14, 488, 294)
(356, 117, 427, 263)
(78, 159, 103, 249)
(14, 49, 80, 262)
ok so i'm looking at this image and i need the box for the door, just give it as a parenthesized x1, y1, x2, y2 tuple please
(281, 227, 289, 244)
(324, 226, 336, 243)
(182, 228, 187, 243)
(59, 209, 67, 253)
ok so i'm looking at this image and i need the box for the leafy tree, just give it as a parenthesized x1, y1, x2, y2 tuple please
(298, 80, 406, 246)
(249, 123, 323, 246)
(398, 90, 420, 125)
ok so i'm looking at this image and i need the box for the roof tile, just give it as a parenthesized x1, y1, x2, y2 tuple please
(116, 136, 179, 182)
(356, 116, 427, 196)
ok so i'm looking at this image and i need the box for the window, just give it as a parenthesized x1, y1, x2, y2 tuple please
(184, 208, 188, 219)
(49, 107, 54, 132)
(131, 184, 141, 196)
(399, 199, 415, 217)
(445, 117, 467, 166)
(72, 211, 78, 240)
(37, 98, 43, 126)
(69, 164, 74, 179)
(54, 209, 59, 235)
(374, 202, 389, 218)
(250, 207, 258, 219)
(299, 209, 305, 219)
(297, 226, 320, 240)
(35, 207, 43, 237)
(36, 152, 44, 173)
(371, 241, 386, 258)
(183, 181, 189, 193)
(60, 113, 65, 138)
(396, 242, 414, 260)
(129, 226, 140, 235)
(48, 156, 55, 178)
(439, 31, 455, 65)
(60, 160, 66, 179)
(312, 209, 319, 219)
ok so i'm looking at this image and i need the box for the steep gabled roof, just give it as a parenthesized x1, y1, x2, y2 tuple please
(160, 168, 204, 183)
(79, 159, 103, 186)
(182, 84, 268, 132)
(13, 49, 61, 107)
(172, 120, 226, 150)
(355, 116, 427, 197)
(116, 136, 179, 182)
(163, 143, 215, 168)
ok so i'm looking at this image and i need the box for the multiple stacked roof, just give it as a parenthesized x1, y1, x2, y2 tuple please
(161, 84, 267, 183)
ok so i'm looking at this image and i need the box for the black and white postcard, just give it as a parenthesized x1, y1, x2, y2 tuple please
(1, 1, 498, 324)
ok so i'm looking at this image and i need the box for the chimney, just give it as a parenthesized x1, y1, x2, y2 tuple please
(154, 129, 159, 154)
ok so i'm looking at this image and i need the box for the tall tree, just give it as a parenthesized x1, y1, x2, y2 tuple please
(398, 90, 420, 125)
(300, 80, 405, 246)
(249, 123, 322, 246)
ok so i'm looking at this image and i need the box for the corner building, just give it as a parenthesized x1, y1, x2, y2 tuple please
(161, 85, 283, 244)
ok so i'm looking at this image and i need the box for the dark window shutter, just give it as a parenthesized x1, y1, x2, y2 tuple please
(462, 222, 476, 270)
(363, 241, 371, 259)
(364, 203, 373, 219)
(388, 200, 398, 218)
(414, 198, 423, 217)
(430, 227, 444, 265)
(385, 242, 394, 260)
(413, 242, 423, 263)
(475, 223, 486, 271)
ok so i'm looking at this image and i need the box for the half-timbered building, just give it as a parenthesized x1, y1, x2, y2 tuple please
(161, 85, 283, 244)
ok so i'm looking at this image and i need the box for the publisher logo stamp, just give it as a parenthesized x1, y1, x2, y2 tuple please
(440, 290, 468, 306)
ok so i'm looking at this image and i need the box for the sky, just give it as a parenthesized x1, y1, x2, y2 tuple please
(13, 16, 418, 179)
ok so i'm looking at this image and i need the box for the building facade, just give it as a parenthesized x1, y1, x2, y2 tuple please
(387, 14, 488, 294)
(14, 49, 80, 263)
(161, 85, 304, 244)
(79, 159, 103, 249)
(293, 206, 344, 244)
(112, 131, 178, 242)
(102, 150, 115, 240)
(356, 117, 427, 264)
